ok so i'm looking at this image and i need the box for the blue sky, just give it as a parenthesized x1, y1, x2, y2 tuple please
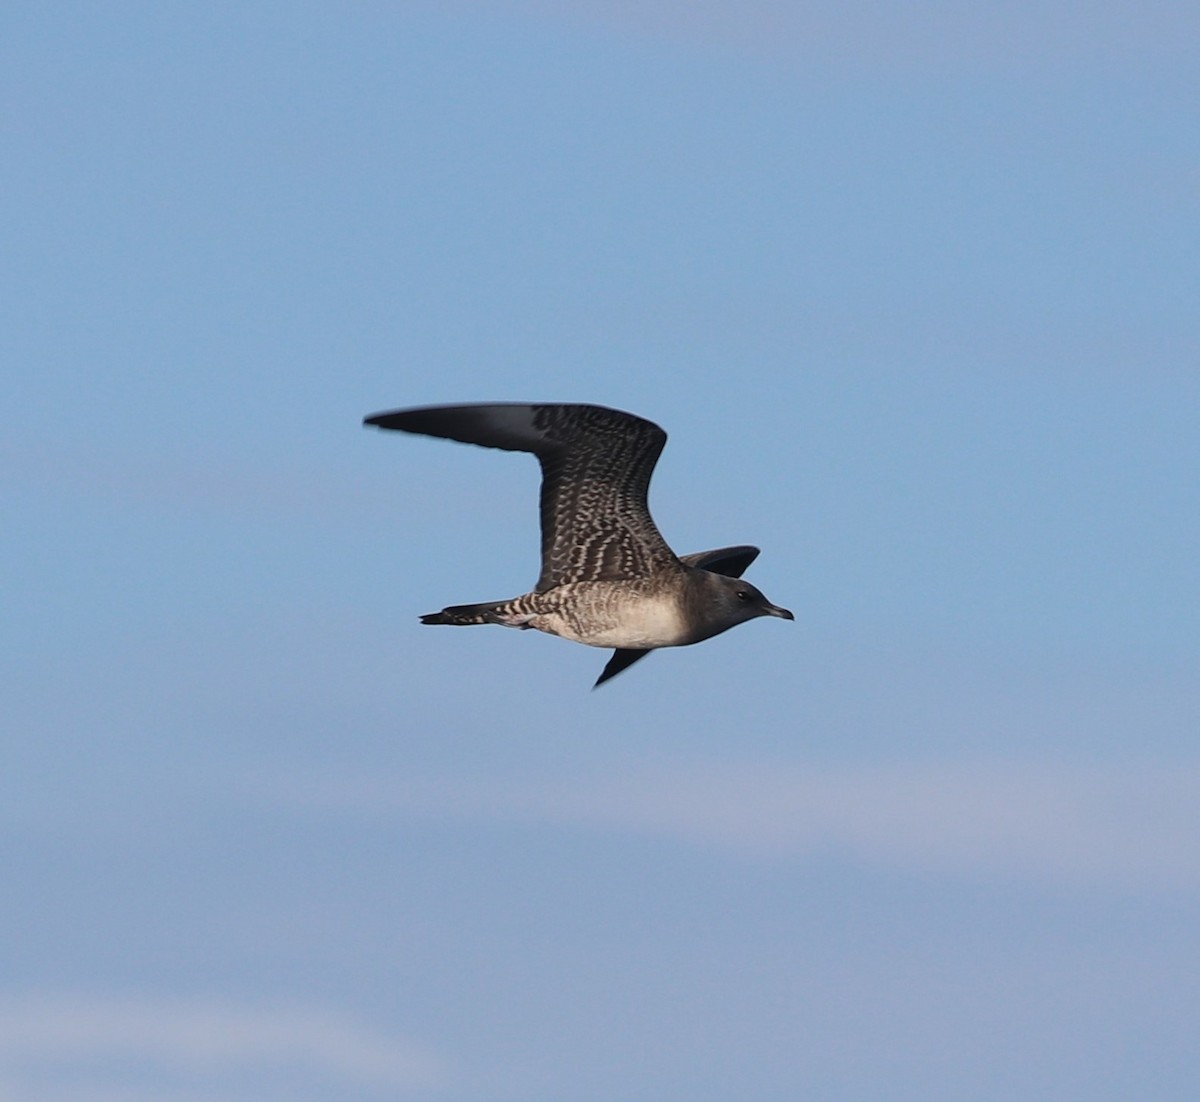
(3, 2, 1198, 1099)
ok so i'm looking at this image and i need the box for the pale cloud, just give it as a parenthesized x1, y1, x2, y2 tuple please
(0, 993, 445, 1097)
(261, 759, 1200, 889)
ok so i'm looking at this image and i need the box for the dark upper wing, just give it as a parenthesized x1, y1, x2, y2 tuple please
(364, 403, 678, 590)
(678, 545, 760, 577)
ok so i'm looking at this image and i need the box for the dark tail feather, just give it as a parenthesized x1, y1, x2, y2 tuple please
(420, 601, 526, 627)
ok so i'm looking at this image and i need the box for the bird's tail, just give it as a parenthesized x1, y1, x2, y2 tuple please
(420, 600, 534, 628)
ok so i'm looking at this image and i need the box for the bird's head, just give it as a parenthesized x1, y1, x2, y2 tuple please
(697, 572, 794, 637)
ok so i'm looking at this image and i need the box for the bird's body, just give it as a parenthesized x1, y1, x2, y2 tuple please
(364, 402, 792, 686)
(429, 579, 690, 649)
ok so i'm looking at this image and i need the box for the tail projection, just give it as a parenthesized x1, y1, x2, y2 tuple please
(420, 601, 534, 629)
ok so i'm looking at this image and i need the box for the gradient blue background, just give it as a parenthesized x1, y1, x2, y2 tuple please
(3, 3, 1198, 1099)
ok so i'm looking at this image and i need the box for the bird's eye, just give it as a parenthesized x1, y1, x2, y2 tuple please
(736, 590, 751, 601)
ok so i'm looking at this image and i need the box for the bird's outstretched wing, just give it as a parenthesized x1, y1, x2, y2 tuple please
(364, 403, 678, 590)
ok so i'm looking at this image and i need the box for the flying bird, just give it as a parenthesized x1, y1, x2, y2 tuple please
(364, 402, 792, 687)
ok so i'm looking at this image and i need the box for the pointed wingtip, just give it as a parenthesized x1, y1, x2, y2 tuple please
(592, 648, 652, 688)
(592, 662, 620, 690)
(591, 667, 618, 690)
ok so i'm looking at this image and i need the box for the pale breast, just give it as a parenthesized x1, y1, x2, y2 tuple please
(534, 586, 689, 649)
